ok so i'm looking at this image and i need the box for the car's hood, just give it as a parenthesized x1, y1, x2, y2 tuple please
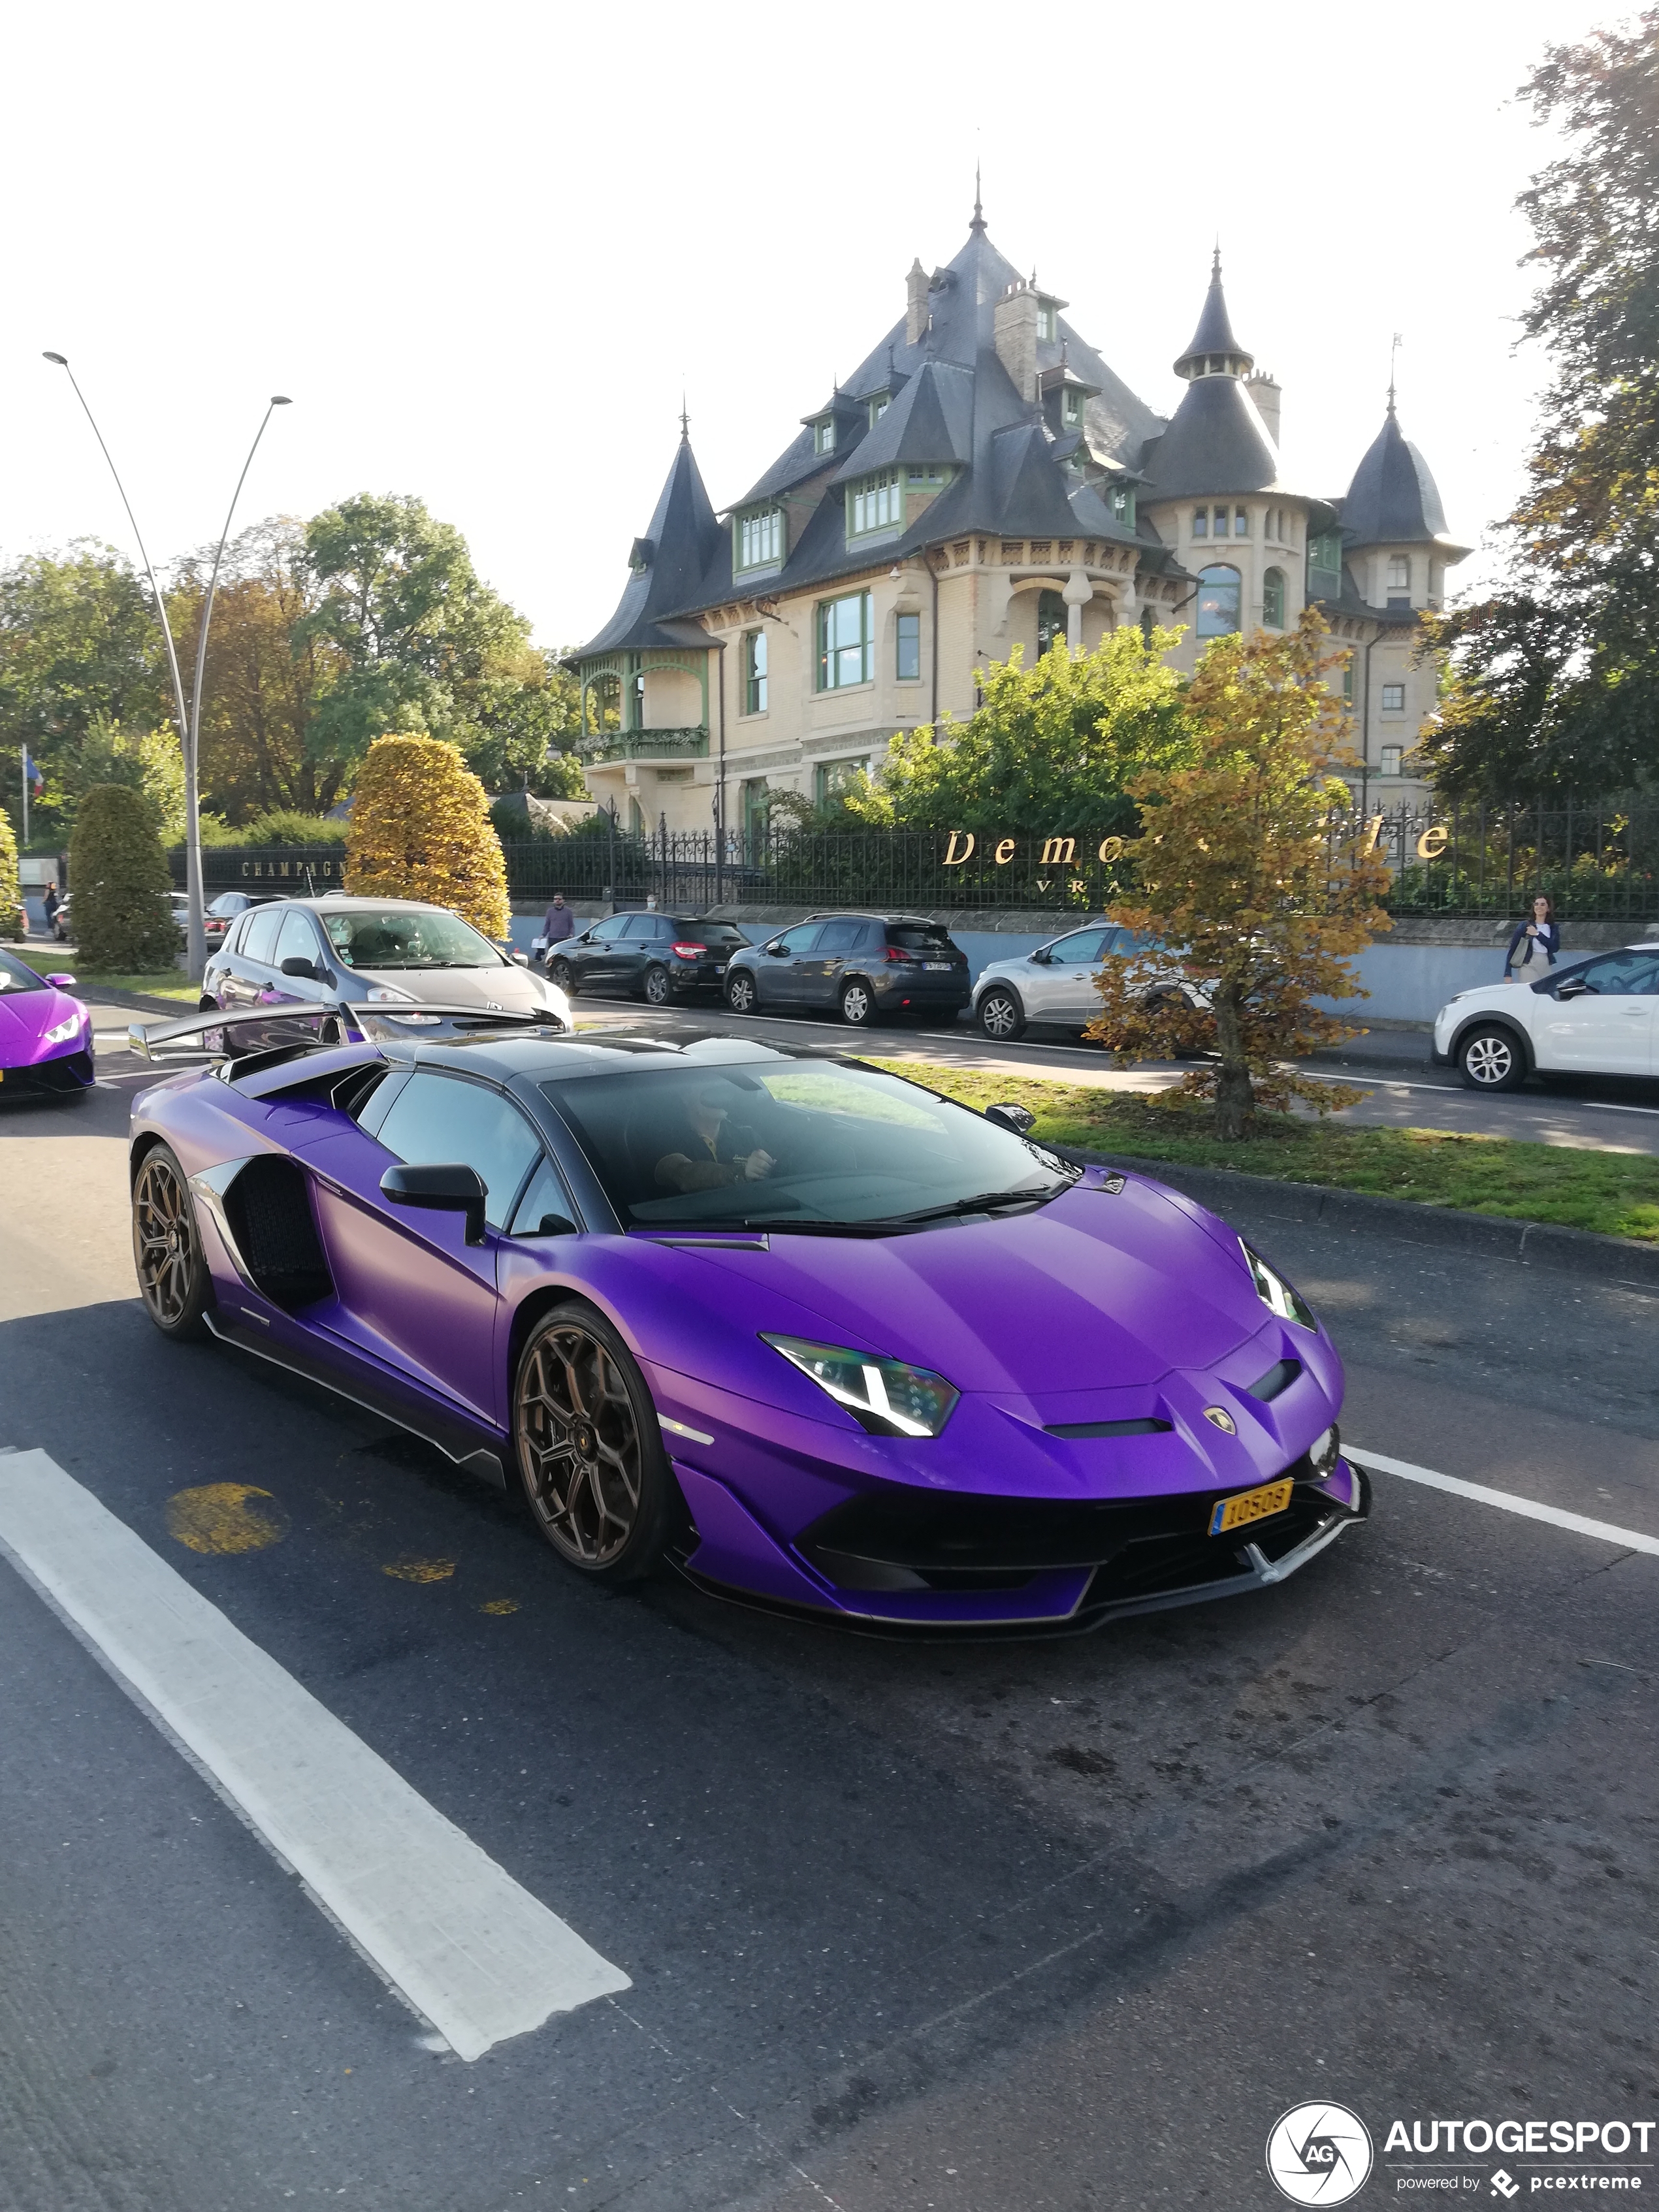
(347, 965, 552, 1012)
(0, 986, 80, 1059)
(669, 1177, 1265, 1393)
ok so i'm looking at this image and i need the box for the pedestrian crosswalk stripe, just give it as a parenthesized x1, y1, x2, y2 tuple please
(0, 1448, 629, 2059)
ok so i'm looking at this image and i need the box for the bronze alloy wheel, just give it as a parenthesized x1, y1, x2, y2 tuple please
(514, 1306, 673, 1582)
(132, 1144, 212, 1339)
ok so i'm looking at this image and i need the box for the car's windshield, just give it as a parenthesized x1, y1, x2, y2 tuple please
(321, 908, 506, 970)
(541, 1061, 1076, 1231)
(0, 950, 46, 993)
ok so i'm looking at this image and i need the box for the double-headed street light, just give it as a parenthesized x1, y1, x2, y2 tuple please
(42, 355, 290, 980)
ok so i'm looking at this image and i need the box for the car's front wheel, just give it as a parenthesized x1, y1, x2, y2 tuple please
(977, 987, 1024, 1041)
(1458, 1023, 1527, 1091)
(131, 1143, 214, 1340)
(513, 1303, 676, 1584)
(726, 970, 756, 1016)
(642, 964, 671, 1006)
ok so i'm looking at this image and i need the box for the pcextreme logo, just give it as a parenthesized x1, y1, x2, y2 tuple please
(1267, 2103, 1376, 2204)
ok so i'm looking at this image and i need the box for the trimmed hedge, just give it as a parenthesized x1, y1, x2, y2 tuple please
(344, 735, 510, 937)
(71, 784, 180, 970)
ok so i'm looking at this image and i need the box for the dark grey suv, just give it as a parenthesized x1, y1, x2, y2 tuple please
(546, 912, 747, 1004)
(723, 914, 970, 1027)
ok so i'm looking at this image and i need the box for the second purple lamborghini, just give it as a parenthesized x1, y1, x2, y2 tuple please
(128, 1018, 1366, 1633)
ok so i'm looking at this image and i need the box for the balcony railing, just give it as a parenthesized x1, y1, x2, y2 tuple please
(578, 726, 709, 765)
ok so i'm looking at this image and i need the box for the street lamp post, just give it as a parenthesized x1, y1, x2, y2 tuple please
(42, 356, 289, 981)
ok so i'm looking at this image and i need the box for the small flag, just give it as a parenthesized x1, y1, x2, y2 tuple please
(22, 748, 42, 793)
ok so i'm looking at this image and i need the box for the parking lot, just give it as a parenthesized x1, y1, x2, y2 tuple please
(2, 1030, 1656, 2211)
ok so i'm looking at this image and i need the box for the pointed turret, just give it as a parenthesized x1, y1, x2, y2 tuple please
(575, 429, 723, 656)
(1173, 251, 1253, 381)
(1340, 404, 1463, 552)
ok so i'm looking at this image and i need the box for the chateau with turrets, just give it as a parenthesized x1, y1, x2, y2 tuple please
(572, 195, 1467, 837)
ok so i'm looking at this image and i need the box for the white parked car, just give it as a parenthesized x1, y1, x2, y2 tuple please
(1432, 943, 1659, 1088)
(971, 922, 1206, 1042)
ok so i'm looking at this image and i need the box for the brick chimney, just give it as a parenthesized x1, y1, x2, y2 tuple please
(1246, 372, 1281, 449)
(993, 280, 1039, 404)
(906, 258, 929, 347)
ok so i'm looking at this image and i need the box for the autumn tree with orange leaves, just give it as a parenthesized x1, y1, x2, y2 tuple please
(1085, 611, 1390, 1142)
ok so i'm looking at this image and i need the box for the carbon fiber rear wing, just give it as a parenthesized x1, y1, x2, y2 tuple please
(127, 1000, 562, 1063)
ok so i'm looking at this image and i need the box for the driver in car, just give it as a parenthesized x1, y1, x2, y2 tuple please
(654, 1085, 777, 1193)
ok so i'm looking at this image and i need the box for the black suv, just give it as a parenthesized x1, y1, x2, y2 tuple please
(546, 911, 747, 1004)
(723, 914, 971, 1027)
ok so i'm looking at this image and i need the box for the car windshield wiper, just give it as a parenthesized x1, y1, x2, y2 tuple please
(879, 1188, 1060, 1226)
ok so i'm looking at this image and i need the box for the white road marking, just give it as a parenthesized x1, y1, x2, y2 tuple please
(1301, 1067, 1659, 1115)
(1351, 1447, 1659, 1557)
(0, 1449, 630, 2059)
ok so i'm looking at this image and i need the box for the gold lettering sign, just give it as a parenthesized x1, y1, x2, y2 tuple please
(994, 837, 1016, 865)
(1416, 825, 1449, 859)
(1040, 836, 1077, 866)
(1097, 836, 1123, 863)
(943, 831, 976, 865)
(1361, 813, 1385, 855)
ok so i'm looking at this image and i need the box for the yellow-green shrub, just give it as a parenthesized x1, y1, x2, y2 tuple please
(70, 785, 180, 970)
(344, 735, 511, 938)
(0, 812, 23, 939)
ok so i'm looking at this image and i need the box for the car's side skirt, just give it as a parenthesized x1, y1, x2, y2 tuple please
(203, 1311, 509, 1490)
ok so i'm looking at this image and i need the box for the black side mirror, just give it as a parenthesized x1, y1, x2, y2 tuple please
(280, 955, 318, 980)
(380, 1162, 489, 1244)
(1555, 977, 1590, 999)
(985, 1102, 1037, 1134)
(1029, 948, 1052, 965)
(764, 940, 786, 956)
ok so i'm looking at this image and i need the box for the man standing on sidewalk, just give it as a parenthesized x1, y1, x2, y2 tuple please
(542, 893, 575, 965)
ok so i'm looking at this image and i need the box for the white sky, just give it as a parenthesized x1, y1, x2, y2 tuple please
(0, 0, 1617, 652)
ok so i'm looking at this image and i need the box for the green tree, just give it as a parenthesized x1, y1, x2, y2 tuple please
(1421, 12, 1659, 796)
(70, 784, 179, 972)
(464, 649, 585, 794)
(297, 494, 539, 778)
(0, 544, 164, 841)
(843, 626, 1193, 833)
(70, 718, 189, 844)
(1085, 615, 1391, 1142)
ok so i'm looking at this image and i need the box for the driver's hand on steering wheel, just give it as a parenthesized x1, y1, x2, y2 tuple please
(741, 1148, 775, 1181)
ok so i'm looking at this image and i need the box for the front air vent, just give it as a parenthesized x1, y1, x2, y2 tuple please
(1044, 1417, 1172, 1439)
(1246, 1358, 1302, 1403)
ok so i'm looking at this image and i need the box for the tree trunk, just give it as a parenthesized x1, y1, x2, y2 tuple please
(1211, 979, 1254, 1142)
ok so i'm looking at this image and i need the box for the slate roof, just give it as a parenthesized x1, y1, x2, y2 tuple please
(1340, 406, 1467, 552)
(576, 217, 1180, 656)
(1138, 374, 1285, 502)
(577, 435, 725, 655)
(1174, 253, 1249, 374)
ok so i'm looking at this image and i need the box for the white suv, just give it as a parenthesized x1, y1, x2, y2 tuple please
(971, 923, 1205, 1042)
(1433, 944, 1659, 1088)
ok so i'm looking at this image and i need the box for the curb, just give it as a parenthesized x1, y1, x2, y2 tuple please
(76, 986, 201, 1017)
(1063, 1146, 1659, 1293)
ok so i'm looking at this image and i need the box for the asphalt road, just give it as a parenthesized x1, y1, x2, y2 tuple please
(2, 1047, 1656, 2211)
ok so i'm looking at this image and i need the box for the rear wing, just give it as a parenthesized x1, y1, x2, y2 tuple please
(127, 1000, 565, 1065)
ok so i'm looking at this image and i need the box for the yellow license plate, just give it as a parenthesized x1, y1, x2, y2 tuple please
(1209, 1477, 1294, 1537)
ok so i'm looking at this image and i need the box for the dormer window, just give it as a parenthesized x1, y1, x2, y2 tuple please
(1063, 387, 1085, 428)
(848, 468, 902, 538)
(813, 416, 836, 455)
(867, 393, 890, 428)
(1037, 301, 1059, 344)
(735, 505, 783, 573)
(1110, 485, 1135, 528)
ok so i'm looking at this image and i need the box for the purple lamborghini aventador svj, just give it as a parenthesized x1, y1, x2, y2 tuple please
(127, 1018, 1367, 1633)
(0, 948, 93, 1098)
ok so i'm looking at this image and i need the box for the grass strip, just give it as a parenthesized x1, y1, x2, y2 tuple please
(67, 971, 200, 1003)
(871, 1058, 1659, 1246)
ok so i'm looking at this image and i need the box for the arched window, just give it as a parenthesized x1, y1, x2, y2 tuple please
(1263, 567, 1286, 629)
(1195, 566, 1241, 638)
(1037, 590, 1068, 656)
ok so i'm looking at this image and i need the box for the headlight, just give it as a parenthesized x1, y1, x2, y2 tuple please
(42, 1011, 85, 1046)
(538, 978, 572, 1024)
(762, 1334, 959, 1437)
(367, 986, 414, 1002)
(1240, 1241, 1317, 1332)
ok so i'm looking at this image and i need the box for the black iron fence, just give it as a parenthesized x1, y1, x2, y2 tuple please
(172, 798, 1659, 922)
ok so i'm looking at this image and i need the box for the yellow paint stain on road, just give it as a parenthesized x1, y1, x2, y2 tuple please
(479, 1598, 519, 1616)
(165, 1484, 289, 1555)
(381, 1556, 457, 1584)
